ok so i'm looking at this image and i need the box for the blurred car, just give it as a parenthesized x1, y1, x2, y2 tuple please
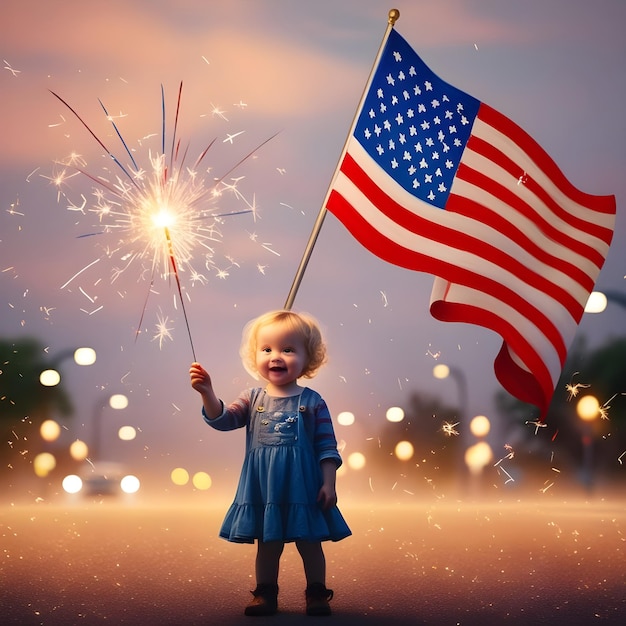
(63, 462, 140, 496)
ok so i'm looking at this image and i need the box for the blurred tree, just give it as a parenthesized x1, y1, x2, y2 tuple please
(367, 392, 462, 496)
(0, 337, 73, 477)
(496, 335, 626, 480)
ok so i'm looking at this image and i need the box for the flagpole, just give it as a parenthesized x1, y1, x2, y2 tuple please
(283, 8, 400, 310)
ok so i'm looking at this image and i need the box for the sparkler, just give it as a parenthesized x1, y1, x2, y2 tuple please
(441, 421, 460, 437)
(49, 83, 276, 359)
(564, 372, 590, 401)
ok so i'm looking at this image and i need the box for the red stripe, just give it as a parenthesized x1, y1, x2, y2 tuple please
(327, 184, 567, 365)
(339, 151, 582, 323)
(430, 298, 554, 409)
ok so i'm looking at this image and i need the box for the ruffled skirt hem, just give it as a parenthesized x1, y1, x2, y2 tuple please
(218, 502, 352, 544)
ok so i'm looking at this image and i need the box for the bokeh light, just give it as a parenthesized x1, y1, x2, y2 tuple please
(118, 425, 137, 441)
(33, 452, 56, 477)
(432, 363, 450, 379)
(120, 475, 140, 494)
(192, 471, 212, 490)
(394, 440, 414, 461)
(69, 439, 89, 461)
(40, 419, 61, 442)
(39, 369, 61, 387)
(337, 411, 355, 426)
(465, 441, 493, 475)
(469, 415, 491, 438)
(109, 394, 129, 410)
(577, 395, 600, 421)
(171, 467, 190, 486)
(584, 291, 608, 313)
(62, 474, 83, 494)
(74, 347, 97, 365)
(347, 452, 366, 470)
(385, 406, 404, 423)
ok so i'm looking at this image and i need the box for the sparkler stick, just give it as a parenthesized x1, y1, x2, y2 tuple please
(164, 225, 196, 361)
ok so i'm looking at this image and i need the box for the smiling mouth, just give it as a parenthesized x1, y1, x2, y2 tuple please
(269, 366, 286, 372)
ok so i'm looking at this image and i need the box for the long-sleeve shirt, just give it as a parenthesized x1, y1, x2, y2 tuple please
(202, 386, 343, 468)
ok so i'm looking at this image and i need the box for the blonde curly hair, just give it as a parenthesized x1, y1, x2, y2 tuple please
(239, 310, 327, 380)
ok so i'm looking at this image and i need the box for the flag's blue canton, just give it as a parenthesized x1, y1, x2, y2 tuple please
(354, 29, 481, 209)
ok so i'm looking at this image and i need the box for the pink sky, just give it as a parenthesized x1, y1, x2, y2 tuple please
(1, 0, 624, 489)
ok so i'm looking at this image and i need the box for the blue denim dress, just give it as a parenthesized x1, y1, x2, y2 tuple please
(205, 387, 351, 544)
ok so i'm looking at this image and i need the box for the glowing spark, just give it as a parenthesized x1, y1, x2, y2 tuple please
(496, 465, 514, 484)
(79, 287, 95, 303)
(3, 59, 21, 76)
(67, 195, 87, 213)
(81, 305, 104, 315)
(261, 243, 280, 256)
(234, 100, 247, 109)
(565, 372, 590, 400)
(276, 167, 286, 175)
(441, 421, 459, 437)
(619, 451, 626, 465)
(7, 198, 24, 217)
(215, 268, 229, 280)
(153, 310, 174, 349)
(60, 258, 101, 289)
(380, 291, 388, 307)
(210, 104, 228, 121)
(598, 393, 625, 420)
(223, 130, 245, 144)
(525, 420, 547, 435)
(26, 167, 40, 182)
(494, 444, 515, 473)
(257, 264, 267, 275)
(47, 115, 66, 128)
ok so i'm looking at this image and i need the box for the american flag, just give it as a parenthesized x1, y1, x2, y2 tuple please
(326, 28, 615, 418)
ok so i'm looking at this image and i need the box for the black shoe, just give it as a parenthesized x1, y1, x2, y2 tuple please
(305, 582, 334, 616)
(244, 583, 279, 616)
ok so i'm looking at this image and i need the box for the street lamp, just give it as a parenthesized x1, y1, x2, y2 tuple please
(576, 394, 599, 493)
(91, 393, 129, 461)
(39, 347, 96, 386)
(432, 364, 468, 420)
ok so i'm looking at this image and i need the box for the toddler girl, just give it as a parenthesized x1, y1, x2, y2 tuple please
(189, 310, 351, 616)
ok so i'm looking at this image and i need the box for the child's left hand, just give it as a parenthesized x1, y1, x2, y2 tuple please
(317, 483, 337, 511)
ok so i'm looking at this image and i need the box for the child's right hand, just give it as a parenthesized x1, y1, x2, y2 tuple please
(189, 362, 212, 394)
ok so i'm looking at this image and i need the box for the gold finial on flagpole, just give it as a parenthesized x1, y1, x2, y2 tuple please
(388, 9, 400, 25)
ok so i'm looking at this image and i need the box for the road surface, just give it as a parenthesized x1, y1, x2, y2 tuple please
(1, 495, 625, 624)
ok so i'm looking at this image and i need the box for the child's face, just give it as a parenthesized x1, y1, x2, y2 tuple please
(255, 321, 307, 388)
